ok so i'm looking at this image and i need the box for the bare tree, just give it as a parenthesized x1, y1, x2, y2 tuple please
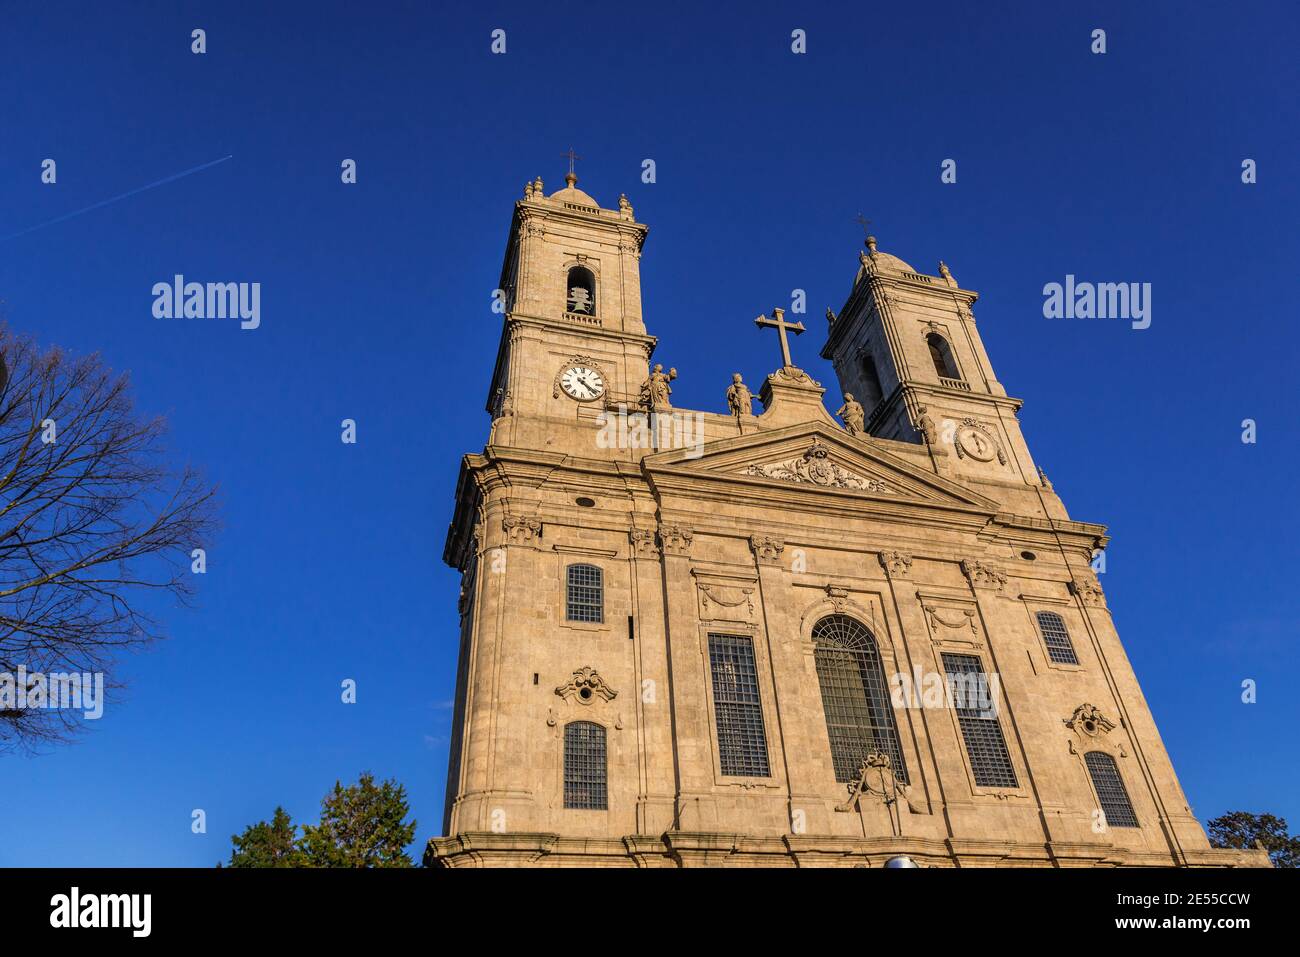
(0, 327, 218, 749)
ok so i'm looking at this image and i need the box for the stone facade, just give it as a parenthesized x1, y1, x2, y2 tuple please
(426, 173, 1266, 868)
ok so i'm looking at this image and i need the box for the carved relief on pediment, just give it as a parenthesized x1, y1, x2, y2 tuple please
(741, 440, 893, 493)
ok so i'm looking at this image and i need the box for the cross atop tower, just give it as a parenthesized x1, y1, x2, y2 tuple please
(854, 213, 873, 241)
(755, 307, 806, 370)
(561, 147, 582, 186)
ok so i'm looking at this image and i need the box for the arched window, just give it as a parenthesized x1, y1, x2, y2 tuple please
(858, 354, 884, 410)
(1036, 611, 1079, 665)
(563, 721, 607, 809)
(812, 615, 908, 783)
(566, 266, 596, 315)
(565, 563, 603, 623)
(1084, 751, 1138, 827)
(926, 333, 960, 380)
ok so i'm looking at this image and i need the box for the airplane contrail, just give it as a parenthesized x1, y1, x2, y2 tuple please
(1, 154, 234, 243)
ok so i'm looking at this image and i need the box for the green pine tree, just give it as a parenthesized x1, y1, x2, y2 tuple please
(299, 772, 418, 868)
(226, 806, 306, 868)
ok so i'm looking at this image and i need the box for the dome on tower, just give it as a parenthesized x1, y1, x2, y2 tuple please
(549, 172, 601, 209)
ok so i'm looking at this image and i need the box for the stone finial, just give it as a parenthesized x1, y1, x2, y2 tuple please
(865, 235, 878, 259)
(533, 175, 544, 194)
(826, 306, 837, 326)
(564, 171, 578, 189)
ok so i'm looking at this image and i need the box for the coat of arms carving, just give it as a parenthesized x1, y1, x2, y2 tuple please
(742, 440, 891, 492)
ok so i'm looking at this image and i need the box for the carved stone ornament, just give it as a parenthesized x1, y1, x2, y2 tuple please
(834, 752, 920, 817)
(961, 559, 1007, 591)
(554, 667, 618, 706)
(768, 365, 818, 387)
(1070, 571, 1106, 608)
(953, 418, 1007, 466)
(657, 523, 694, 557)
(698, 583, 756, 617)
(742, 440, 892, 493)
(926, 606, 978, 637)
(502, 516, 541, 543)
(1063, 703, 1116, 738)
(878, 550, 913, 579)
(825, 584, 850, 613)
(629, 528, 659, 558)
(749, 535, 785, 563)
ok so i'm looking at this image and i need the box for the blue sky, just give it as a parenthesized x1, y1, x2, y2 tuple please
(1, 1, 1296, 865)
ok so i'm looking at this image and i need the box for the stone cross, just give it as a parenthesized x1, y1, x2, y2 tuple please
(755, 307, 806, 369)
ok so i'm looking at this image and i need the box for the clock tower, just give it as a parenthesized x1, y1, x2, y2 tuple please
(485, 171, 653, 455)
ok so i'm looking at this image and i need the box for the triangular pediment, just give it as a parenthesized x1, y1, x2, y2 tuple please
(642, 422, 999, 512)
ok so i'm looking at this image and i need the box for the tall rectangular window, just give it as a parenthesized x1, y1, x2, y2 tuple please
(565, 563, 603, 623)
(941, 653, 1018, 788)
(707, 633, 770, 777)
(1085, 751, 1138, 828)
(563, 721, 607, 810)
(1036, 611, 1079, 665)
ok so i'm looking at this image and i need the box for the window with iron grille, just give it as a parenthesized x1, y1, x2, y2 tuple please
(565, 563, 603, 623)
(941, 653, 1018, 788)
(1084, 751, 1138, 828)
(563, 721, 607, 809)
(1036, 611, 1079, 665)
(707, 633, 770, 777)
(812, 615, 908, 784)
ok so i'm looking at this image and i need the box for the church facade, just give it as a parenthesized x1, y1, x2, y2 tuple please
(426, 170, 1265, 868)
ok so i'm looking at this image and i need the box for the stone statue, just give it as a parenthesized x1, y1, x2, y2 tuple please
(837, 393, 865, 436)
(726, 373, 753, 418)
(916, 404, 938, 445)
(825, 306, 836, 326)
(640, 363, 677, 410)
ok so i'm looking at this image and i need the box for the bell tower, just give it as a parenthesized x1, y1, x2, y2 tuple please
(485, 167, 653, 455)
(821, 237, 1045, 490)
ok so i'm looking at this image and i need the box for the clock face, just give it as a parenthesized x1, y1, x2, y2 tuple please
(560, 365, 605, 402)
(956, 425, 996, 462)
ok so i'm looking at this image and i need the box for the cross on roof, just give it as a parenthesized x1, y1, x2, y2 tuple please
(754, 307, 806, 370)
(854, 213, 873, 239)
(561, 147, 582, 177)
